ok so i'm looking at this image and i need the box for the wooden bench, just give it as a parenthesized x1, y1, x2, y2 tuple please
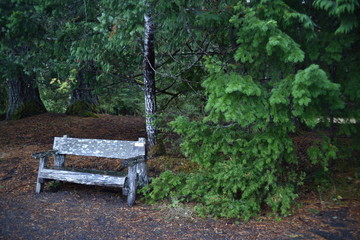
(32, 135, 148, 206)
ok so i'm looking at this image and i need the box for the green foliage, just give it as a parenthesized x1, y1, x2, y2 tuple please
(0, 0, 50, 76)
(307, 138, 338, 170)
(48, 181, 62, 191)
(145, 78, 340, 219)
(231, 1, 306, 67)
(97, 84, 144, 116)
(40, 87, 69, 114)
(314, 0, 359, 34)
(162, 118, 304, 220)
(141, 170, 187, 203)
(141, 0, 354, 221)
(291, 65, 343, 126)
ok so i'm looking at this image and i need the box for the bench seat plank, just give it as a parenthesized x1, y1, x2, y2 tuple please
(39, 168, 126, 188)
(54, 137, 145, 159)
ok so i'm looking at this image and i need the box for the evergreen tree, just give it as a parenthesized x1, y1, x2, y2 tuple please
(0, 0, 47, 120)
(40, 0, 102, 116)
(141, 0, 358, 220)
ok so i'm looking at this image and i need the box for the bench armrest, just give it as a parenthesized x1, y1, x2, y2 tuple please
(32, 150, 59, 159)
(122, 156, 146, 167)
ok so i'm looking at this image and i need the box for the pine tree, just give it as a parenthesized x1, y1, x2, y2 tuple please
(141, 0, 357, 220)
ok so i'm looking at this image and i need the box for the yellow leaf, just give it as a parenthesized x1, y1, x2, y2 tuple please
(50, 78, 58, 84)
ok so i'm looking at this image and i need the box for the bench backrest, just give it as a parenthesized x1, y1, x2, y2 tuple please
(53, 136, 146, 159)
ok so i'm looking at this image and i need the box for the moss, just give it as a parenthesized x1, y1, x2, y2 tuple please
(48, 181, 62, 192)
(11, 101, 46, 120)
(66, 101, 99, 118)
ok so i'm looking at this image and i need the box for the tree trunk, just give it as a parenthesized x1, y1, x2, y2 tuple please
(6, 72, 47, 120)
(143, 4, 158, 147)
(66, 62, 100, 116)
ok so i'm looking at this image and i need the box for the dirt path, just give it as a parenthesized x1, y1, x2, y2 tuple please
(1, 113, 359, 240)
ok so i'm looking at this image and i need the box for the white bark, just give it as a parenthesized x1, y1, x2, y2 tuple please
(143, 3, 157, 147)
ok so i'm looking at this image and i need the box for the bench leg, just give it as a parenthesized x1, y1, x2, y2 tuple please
(36, 156, 48, 193)
(136, 161, 148, 188)
(127, 165, 137, 206)
(36, 178, 44, 193)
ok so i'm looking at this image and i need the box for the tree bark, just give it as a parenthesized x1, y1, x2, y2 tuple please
(143, 4, 158, 147)
(6, 71, 47, 120)
(69, 65, 99, 106)
(66, 62, 100, 116)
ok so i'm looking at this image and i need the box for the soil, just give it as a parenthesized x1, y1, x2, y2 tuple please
(0, 113, 359, 240)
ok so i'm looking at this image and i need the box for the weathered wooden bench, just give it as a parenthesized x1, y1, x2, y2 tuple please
(32, 135, 148, 206)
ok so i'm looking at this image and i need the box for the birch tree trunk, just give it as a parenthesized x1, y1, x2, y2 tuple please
(6, 72, 47, 120)
(143, 4, 157, 147)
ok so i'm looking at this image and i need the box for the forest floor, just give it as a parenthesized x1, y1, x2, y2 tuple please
(0, 113, 359, 240)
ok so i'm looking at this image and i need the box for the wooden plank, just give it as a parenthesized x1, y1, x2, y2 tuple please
(32, 150, 58, 159)
(39, 168, 126, 188)
(47, 166, 127, 177)
(53, 137, 146, 159)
